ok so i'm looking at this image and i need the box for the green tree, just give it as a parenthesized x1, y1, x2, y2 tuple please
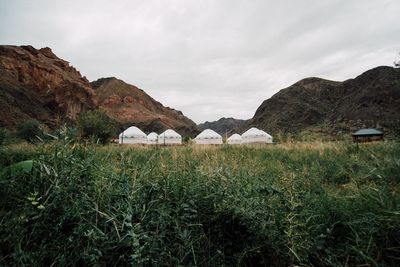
(78, 110, 117, 144)
(16, 120, 43, 143)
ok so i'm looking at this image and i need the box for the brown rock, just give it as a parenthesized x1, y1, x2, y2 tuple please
(38, 47, 58, 59)
(0, 45, 96, 128)
(0, 45, 199, 137)
(240, 66, 400, 138)
(92, 77, 199, 137)
(103, 95, 122, 106)
(123, 96, 134, 103)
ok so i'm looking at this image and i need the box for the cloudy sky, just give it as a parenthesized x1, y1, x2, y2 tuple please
(1, 0, 399, 123)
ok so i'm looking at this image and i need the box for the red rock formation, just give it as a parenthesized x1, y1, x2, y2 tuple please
(123, 96, 134, 103)
(0, 45, 96, 128)
(0, 45, 199, 137)
(92, 77, 199, 137)
(103, 95, 122, 106)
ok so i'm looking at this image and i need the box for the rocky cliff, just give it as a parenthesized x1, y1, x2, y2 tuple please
(92, 77, 199, 137)
(0, 45, 96, 128)
(0, 45, 199, 137)
(242, 66, 400, 138)
(2, 45, 399, 139)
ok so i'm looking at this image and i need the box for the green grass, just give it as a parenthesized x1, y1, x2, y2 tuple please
(1, 141, 399, 266)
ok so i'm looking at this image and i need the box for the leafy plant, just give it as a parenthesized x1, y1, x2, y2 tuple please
(0, 141, 399, 266)
(16, 120, 43, 143)
(77, 110, 117, 144)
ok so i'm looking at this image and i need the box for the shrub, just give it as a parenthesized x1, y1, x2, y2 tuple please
(0, 128, 6, 145)
(16, 120, 43, 143)
(77, 110, 117, 144)
(50, 125, 79, 141)
(0, 141, 399, 266)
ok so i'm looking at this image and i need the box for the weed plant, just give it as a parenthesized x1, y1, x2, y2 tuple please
(0, 140, 399, 266)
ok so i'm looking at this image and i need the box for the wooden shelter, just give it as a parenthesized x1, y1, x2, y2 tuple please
(352, 128, 383, 143)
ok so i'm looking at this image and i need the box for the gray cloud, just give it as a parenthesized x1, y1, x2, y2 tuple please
(1, 0, 399, 123)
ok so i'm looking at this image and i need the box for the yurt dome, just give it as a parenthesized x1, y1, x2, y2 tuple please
(147, 132, 159, 145)
(227, 133, 242, 145)
(119, 126, 147, 144)
(258, 129, 273, 143)
(194, 129, 223, 145)
(158, 129, 182, 145)
(241, 127, 273, 144)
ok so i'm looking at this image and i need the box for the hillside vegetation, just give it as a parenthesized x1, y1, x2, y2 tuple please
(92, 77, 199, 137)
(0, 45, 198, 136)
(1, 141, 399, 266)
(198, 117, 247, 135)
(243, 66, 400, 138)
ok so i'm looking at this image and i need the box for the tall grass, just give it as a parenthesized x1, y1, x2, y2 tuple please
(1, 140, 399, 266)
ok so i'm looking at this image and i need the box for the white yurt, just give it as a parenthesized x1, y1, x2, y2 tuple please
(147, 132, 159, 145)
(194, 129, 223, 145)
(158, 129, 182, 145)
(241, 127, 273, 144)
(119, 126, 148, 144)
(259, 129, 273, 143)
(227, 133, 242, 145)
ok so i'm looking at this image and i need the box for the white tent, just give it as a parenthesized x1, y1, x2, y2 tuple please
(147, 132, 159, 145)
(194, 129, 223, 145)
(241, 127, 273, 144)
(158, 129, 182, 145)
(259, 129, 273, 143)
(119, 126, 148, 144)
(227, 133, 242, 144)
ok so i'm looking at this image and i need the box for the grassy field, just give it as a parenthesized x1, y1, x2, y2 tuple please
(1, 140, 399, 266)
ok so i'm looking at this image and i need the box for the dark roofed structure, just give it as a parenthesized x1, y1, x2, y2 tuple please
(352, 128, 383, 143)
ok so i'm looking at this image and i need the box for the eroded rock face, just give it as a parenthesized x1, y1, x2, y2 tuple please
(92, 77, 199, 137)
(103, 95, 122, 106)
(0, 45, 199, 137)
(241, 66, 400, 138)
(0, 45, 96, 128)
(123, 96, 134, 104)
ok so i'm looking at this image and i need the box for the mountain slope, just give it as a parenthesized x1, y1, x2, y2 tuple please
(0, 45, 96, 128)
(92, 77, 199, 137)
(0, 45, 199, 137)
(242, 66, 400, 138)
(198, 117, 247, 135)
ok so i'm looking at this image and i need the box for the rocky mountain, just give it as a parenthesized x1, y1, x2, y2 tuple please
(92, 77, 199, 137)
(198, 117, 247, 135)
(2, 45, 399, 139)
(0, 45, 199, 137)
(242, 66, 400, 138)
(0, 45, 96, 128)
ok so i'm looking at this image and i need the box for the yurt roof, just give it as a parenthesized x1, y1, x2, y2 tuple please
(353, 128, 383, 136)
(120, 126, 146, 137)
(242, 127, 262, 137)
(147, 132, 158, 139)
(159, 129, 181, 138)
(195, 129, 222, 139)
(258, 129, 273, 138)
(227, 133, 242, 140)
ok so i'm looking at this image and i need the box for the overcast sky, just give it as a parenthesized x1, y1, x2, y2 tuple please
(1, 0, 399, 123)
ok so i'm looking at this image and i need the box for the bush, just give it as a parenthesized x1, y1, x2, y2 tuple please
(50, 125, 79, 141)
(16, 120, 43, 143)
(0, 144, 38, 168)
(0, 128, 6, 145)
(0, 142, 399, 266)
(78, 110, 117, 144)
